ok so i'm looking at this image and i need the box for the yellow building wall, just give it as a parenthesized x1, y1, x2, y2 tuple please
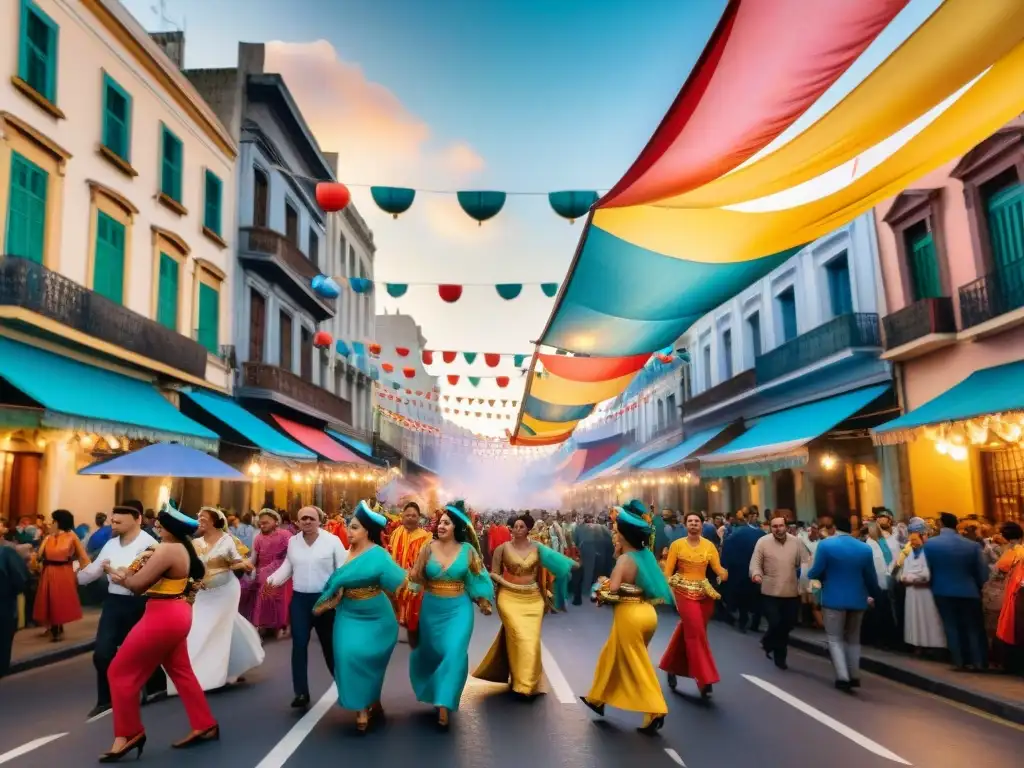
(907, 440, 976, 519)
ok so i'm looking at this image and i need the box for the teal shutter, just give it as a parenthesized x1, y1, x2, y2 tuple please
(102, 74, 132, 161)
(906, 230, 942, 300)
(986, 183, 1024, 271)
(156, 253, 179, 330)
(93, 211, 125, 303)
(19, 0, 59, 103)
(203, 170, 222, 235)
(197, 283, 220, 354)
(160, 126, 183, 202)
(5, 151, 48, 263)
(827, 254, 854, 316)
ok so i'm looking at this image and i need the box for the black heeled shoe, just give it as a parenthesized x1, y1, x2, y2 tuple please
(579, 697, 605, 716)
(700, 684, 713, 699)
(98, 733, 146, 762)
(172, 724, 219, 749)
(666, 673, 677, 691)
(637, 715, 665, 735)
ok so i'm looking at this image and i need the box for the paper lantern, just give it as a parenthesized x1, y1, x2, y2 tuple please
(368, 343, 382, 356)
(495, 283, 522, 300)
(370, 186, 416, 218)
(422, 350, 434, 365)
(484, 353, 500, 368)
(313, 330, 333, 348)
(442, 351, 457, 364)
(335, 340, 351, 356)
(402, 367, 415, 379)
(382, 362, 395, 373)
(438, 284, 463, 303)
(548, 190, 599, 223)
(315, 182, 351, 212)
(395, 347, 410, 357)
(457, 191, 506, 225)
(311, 275, 341, 299)
(391, 381, 401, 390)
(541, 283, 559, 298)
(349, 277, 373, 294)
(447, 375, 460, 385)
(496, 376, 509, 388)
(386, 283, 408, 298)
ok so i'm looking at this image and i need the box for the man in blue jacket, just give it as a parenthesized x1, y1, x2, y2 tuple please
(721, 509, 766, 632)
(923, 512, 989, 670)
(808, 515, 880, 692)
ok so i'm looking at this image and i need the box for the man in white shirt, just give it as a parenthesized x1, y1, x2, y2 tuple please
(77, 504, 160, 718)
(265, 506, 347, 708)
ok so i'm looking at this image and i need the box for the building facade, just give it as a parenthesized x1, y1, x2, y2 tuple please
(0, 0, 236, 522)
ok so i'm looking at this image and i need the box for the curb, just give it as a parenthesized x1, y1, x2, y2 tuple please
(8, 640, 95, 677)
(787, 635, 1024, 726)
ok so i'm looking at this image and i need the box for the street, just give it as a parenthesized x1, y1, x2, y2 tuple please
(1, 607, 1020, 768)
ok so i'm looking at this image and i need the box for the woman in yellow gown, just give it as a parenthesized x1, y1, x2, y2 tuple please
(473, 514, 576, 697)
(581, 504, 674, 735)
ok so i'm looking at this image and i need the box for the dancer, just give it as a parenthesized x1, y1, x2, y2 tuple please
(315, 501, 413, 732)
(387, 500, 432, 645)
(660, 510, 728, 698)
(265, 505, 347, 708)
(173, 507, 263, 693)
(76, 505, 162, 718)
(409, 500, 494, 728)
(241, 509, 292, 637)
(102, 504, 217, 762)
(581, 505, 674, 734)
(33, 509, 90, 642)
(474, 513, 576, 696)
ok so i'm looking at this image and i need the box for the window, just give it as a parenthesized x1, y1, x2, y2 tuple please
(747, 312, 762, 362)
(721, 328, 733, 379)
(904, 221, 942, 300)
(826, 252, 854, 317)
(93, 211, 125, 303)
(983, 172, 1024, 272)
(101, 73, 132, 162)
(253, 167, 268, 227)
(196, 282, 220, 355)
(279, 311, 293, 370)
(156, 252, 180, 330)
(285, 201, 299, 244)
(308, 228, 319, 266)
(666, 394, 677, 423)
(776, 288, 798, 342)
(300, 327, 313, 381)
(203, 170, 222, 236)
(657, 400, 665, 431)
(18, 0, 59, 103)
(702, 344, 712, 389)
(5, 151, 48, 263)
(249, 289, 266, 363)
(159, 124, 183, 203)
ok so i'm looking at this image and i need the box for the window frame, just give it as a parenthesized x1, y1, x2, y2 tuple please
(193, 264, 223, 357)
(203, 168, 223, 236)
(150, 226, 190, 332)
(882, 188, 949, 306)
(86, 181, 138, 306)
(159, 122, 184, 204)
(18, 0, 60, 106)
(100, 71, 133, 163)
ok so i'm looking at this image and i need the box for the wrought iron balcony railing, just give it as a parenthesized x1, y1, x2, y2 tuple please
(958, 260, 1024, 329)
(882, 297, 956, 350)
(238, 227, 335, 320)
(684, 368, 756, 415)
(241, 362, 354, 428)
(755, 312, 881, 385)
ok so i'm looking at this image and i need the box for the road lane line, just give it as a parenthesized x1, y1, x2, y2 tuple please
(85, 709, 112, 724)
(254, 685, 336, 768)
(541, 642, 577, 704)
(0, 734, 67, 765)
(742, 675, 912, 765)
(664, 747, 686, 766)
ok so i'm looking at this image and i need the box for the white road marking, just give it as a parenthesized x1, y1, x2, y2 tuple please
(0, 734, 67, 765)
(254, 685, 336, 768)
(541, 642, 577, 704)
(664, 747, 686, 766)
(85, 709, 112, 723)
(742, 675, 912, 765)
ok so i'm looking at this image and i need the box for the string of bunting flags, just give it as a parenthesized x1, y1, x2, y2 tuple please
(311, 277, 561, 304)
(375, 406, 556, 455)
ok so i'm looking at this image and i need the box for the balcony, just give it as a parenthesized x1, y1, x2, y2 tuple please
(238, 227, 335, 322)
(880, 297, 957, 361)
(755, 312, 881, 385)
(684, 368, 756, 416)
(958, 260, 1024, 340)
(0, 255, 208, 379)
(240, 362, 354, 428)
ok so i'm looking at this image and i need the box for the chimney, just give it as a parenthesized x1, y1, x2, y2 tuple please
(150, 31, 185, 69)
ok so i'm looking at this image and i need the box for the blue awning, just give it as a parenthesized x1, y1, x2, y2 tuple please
(577, 445, 636, 483)
(0, 337, 217, 451)
(181, 389, 315, 460)
(327, 430, 385, 466)
(698, 385, 890, 478)
(80, 443, 246, 479)
(637, 425, 730, 470)
(874, 360, 1024, 444)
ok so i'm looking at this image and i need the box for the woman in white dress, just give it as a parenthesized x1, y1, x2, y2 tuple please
(896, 519, 945, 652)
(170, 507, 265, 693)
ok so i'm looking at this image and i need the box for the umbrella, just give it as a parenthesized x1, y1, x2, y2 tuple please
(79, 442, 246, 479)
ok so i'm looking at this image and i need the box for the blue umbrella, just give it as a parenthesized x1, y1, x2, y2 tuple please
(79, 442, 246, 479)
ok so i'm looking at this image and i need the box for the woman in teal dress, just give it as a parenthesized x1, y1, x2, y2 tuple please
(409, 500, 494, 729)
(315, 500, 412, 733)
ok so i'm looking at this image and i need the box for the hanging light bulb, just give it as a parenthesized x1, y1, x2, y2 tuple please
(269, 469, 284, 481)
(80, 434, 95, 449)
(935, 440, 950, 455)
(291, 472, 303, 483)
(820, 453, 838, 471)
(104, 435, 120, 450)
(247, 461, 261, 476)
(949, 444, 968, 462)
(709, 483, 720, 493)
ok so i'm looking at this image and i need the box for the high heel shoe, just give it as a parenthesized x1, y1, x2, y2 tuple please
(355, 711, 369, 734)
(98, 733, 146, 762)
(172, 724, 219, 749)
(666, 673, 677, 691)
(436, 707, 449, 729)
(370, 701, 385, 721)
(579, 697, 605, 716)
(637, 715, 665, 735)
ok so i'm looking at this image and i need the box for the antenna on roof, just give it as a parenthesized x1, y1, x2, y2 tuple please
(150, 0, 183, 32)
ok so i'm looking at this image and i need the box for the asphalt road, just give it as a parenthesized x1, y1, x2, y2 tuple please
(1, 605, 1020, 768)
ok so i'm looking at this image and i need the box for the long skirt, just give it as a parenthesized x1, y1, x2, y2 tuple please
(659, 594, 719, 687)
(904, 585, 946, 649)
(170, 576, 264, 693)
(33, 563, 82, 626)
(409, 593, 474, 711)
(242, 568, 292, 630)
(333, 593, 399, 710)
(473, 587, 545, 695)
(586, 602, 666, 715)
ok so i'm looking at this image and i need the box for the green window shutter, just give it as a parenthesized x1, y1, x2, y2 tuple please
(101, 74, 132, 161)
(156, 252, 179, 330)
(906, 230, 942, 300)
(19, 0, 59, 103)
(203, 170, 222, 235)
(93, 211, 126, 303)
(5, 151, 48, 263)
(986, 183, 1024, 271)
(197, 283, 220, 354)
(160, 125, 183, 202)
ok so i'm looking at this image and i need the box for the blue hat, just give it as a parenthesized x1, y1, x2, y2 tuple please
(444, 501, 472, 528)
(615, 506, 651, 533)
(623, 499, 648, 517)
(355, 500, 387, 529)
(161, 500, 198, 530)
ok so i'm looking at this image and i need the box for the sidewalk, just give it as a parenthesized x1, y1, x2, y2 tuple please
(788, 627, 1024, 725)
(8, 607, 100, 676)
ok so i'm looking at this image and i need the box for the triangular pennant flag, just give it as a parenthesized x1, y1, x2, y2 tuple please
(443, 350, 457, 364)
(396, 346, 410, 357)
(463, 352, 477, 365)
(513, 354, 527, 367)
(454, 409, 460, 415)
(496, 376, 509, 388)
(475, 412, 482, 417)
(512, 401, 518, 407)
(488, 400, 495, 407)
(456, 397, 463, 403)
(469, 377, 481, 387)
(447, 374, 460, 385)
(422, 350, 434, 365)
(484, 353, 500, 368)
(501, 400, 507, 406)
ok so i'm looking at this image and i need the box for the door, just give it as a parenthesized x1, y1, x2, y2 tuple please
(93, 211, 126, 303)
(6, 152, 47, 263)
(300, 327, 313, 381)
(905, 224, 942, 300)
(249, 289, 266, 362)
(986, 182, 1024, 312)
(253, 168, 269, 227)
(279, 311, 293, 371)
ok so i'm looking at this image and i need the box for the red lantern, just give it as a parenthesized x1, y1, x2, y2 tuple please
(438, 284, 463, 303)
(405, 389, 412, 394)
(396, 346, 410, 357)
(313, 330, 333, 348)
(422, 350, 434, 365)
(447, 375, 460, 385)
(382, 362, 394, 373)
(403, 367, 415, 379)
(484, 353, 500, 368)
(496, 376, 509, 388)
(368, 343, 382, 356)
(315, 182, 351, 212)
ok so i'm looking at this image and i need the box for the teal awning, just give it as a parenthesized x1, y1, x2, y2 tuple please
(637, 425, 730, 471)
(181, 390, 315, 460)
(698, 385, 890, 478)
(327, 430, 375, 459)
(874, 360, 1024, 444)
(0, 337, 217, 451)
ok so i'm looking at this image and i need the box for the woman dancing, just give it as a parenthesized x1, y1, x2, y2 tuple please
(581, 505, 674, 734)
(102, 504, 217, 762)
(241, 509, 293, 638)
(409, 500, 494, 728)
(474, 513, 576, 697)
(314, 501, 413, 732)
(659, 511, 728, 698)
(33, 509, 90, 641)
